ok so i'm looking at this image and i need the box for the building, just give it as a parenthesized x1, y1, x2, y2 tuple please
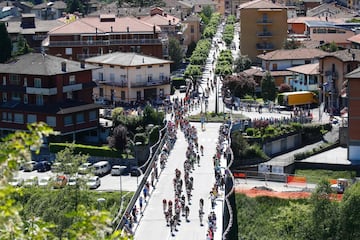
(31, 1, 67, 20)
(239, 0, 288, 62)
(43, 15, 166, 61)
(0, 53, 100, 141)
(286, 63, 320, 91)
(318, 49, 360, 116)
(4, 14, 63, 53)
(85, 52, 172, 104)
(182, 14, 202, 47)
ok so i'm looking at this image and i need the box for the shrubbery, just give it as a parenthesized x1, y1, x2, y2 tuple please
(49, 143, 127, 158)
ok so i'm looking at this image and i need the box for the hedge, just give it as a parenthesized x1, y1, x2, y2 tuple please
(49, 143, 128, 158)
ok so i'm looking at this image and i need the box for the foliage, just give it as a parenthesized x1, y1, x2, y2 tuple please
(186, 41, 197, 57)
(223, 73, 256, 98)
(261, 72, 277, 102)
(202, 13, 221, 38)
(168, 37, 184, 72)
(49, 143, 128, 158)
(55, 144, 89, 175)
(184, 64, 202, 78)
(320, 41, 339, 52)
(66, 0, 84, 14)
(134, 133, 147, 145)
(294, 170, 356, 184)
(142, 104, 164, 126)
(108, 124, 128, 153)
(15, 36, 33, 56)
(222, 23, 234, 46)
(199, 5, 213, 25)
(215, 49, 233, 76)
(149, 125, 160, 145)
(278, 83, 292, 93)
(0, 22, 12, 63)
(233, 55, 252, 73)
(283, 38, 301, 49)
(293, 142, 336, 161)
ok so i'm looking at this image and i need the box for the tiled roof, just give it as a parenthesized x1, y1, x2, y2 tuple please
(141, 14, 180, 26)
(346, 67, 360, 78)
(0, 53, 98, 75)
(287, 63, 319, 75)
(254, 70, 293, 77)
(348, 34, 360, 44)
(5, 18, 64, 34)
(240, 0, 286, 9)
(48, 16, 161, 35)
(85, 52, 172, 66)
(32, 1, 66, 10)
(257, 48, 326, 61)
(321, 49, 360, 62)
(288, 16, 345, 24)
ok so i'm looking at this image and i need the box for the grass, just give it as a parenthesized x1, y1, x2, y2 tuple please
(188, 112, 247, 122)
(295, 169, 356, 183)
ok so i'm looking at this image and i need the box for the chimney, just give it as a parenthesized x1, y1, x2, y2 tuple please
(80, 61, 85, 69)
(352, 53, 356, 60)
(61, 61, 66, 72)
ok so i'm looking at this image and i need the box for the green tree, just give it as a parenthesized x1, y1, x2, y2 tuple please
(168, 37, 183, 72)
(320, 41, 338, 52)
(186, 41, 197, 57)
(15, 36, 32, 56)
(66, 0, 84, 14)
(0, 22, 12, 63)
(223, 73, 256, 98)
(108, 124, 128, 153)
(283, 38, 301, 49)
(339, 182, 360, 239)
(55, 144, 89, 175)
(233, 55, 252, 73)
(261, 71, 277, 102)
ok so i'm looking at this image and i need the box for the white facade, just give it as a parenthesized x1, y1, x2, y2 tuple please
(262, 59, 318, 71)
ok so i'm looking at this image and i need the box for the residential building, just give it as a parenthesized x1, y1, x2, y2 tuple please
(0, 53, 100, 141)
(179, 0, 218, 14)
(182, 14, 201, 47)
(85, 52, 172, 104)
(318, 49, 360, 115)
(348, 34, 360, 49)
(31, 1, 67, 20)
(43, 15, 166, 61)
(306, 2, 355, 18)
(4, 14, 63, 52)
(0, 2, 19, 19)
(239, 0, 288, 62)
(286, 63, 320, 91)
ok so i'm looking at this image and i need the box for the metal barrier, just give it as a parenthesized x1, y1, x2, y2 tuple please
(113, 123, 168, 233)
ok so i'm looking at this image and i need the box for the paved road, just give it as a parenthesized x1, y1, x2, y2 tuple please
(134, 122, 224, 240)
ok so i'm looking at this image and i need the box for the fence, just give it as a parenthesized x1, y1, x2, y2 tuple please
(113, 123, 168, 233)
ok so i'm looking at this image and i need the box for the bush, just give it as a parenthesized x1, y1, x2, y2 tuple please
(246, 128, 254, 136)
(149, 125, 160, 145)
(134, 133, 147, 145)
(49, 143, 125, 158)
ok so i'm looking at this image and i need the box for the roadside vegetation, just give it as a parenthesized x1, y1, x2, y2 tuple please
(295, 169, 356, 183)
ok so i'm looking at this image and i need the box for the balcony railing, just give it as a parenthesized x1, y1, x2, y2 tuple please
(256, 43, 274, 50)
(26, 87, 57, 95)
(131, 78, 170, 88)
(95, 80, 128, 88)
(257, 19, 272, 24)
(49, 38, 163, 47)
(257, 32, 272, 37)
(63, 83, 83, 93)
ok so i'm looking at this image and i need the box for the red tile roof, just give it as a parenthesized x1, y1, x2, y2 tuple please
(257, 48, 326, 61)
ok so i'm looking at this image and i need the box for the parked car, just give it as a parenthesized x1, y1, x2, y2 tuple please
(9, 176, 24, 187)
(93, 161, 111, 176)
(53, 175, 68, 188)
(111, 165, 127, 176)
(68, 176, 78, 187)
(23, 161, 37, 172)
(87, 176, 101, 189)
(129, 167, 142, 177)
(36, 161, 51, 172)
(38, 176, 52, 187)
(24, 176, 38, 187)
(78, 162, 92, 175)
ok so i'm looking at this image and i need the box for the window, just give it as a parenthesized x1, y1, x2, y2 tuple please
(2, 76, 6, 85)
(64, 115, 73, 126)
(2, 112, 7, 121)
(136, 91, 141, 101)
(99, 48, 104, 55)
(65, 48, 72, 55)
(67, 91, 73, 99)
(191, 26, 194, 33)
(159, 64, 164, 67)
(120, 66, 125, 69)
(9, 74, 20, 85)
(136, 66, 141, 69)
(148, 74, 153, 82)
(110, 65, 114, 68)
(89, 110, 97, 121)
(14, 113, 24, 124)
(24, 77, 27, 87)
(7, 112, 12, 122)
(159, 88, 164, 98)
(76, 113, 85, 123)
(34, 78, 42, 88)
(36, 95, 43, 105)
(120, 75, 126, 82)
(121, 91, 125, 100)
(110, 73, 115, 82)
(99, 88, 104, 97)
(272, 63, 278, 71)
(147, 65, 152, 69)
(46, 116, 56, 127)
(69, 75, 76, 85)
(159, 73, 164, 81)
(98, 72, 104, 81)
(24, 94, 28, 104)
(12, 92, 21, 101)
(27, 114, 37, 123)
(2, 92, 7, 102)
(305, 60, 311, 64)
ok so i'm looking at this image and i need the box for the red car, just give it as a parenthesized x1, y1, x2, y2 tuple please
(53, 175, 67, 188)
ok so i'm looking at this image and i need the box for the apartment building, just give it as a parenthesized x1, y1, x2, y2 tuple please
(239, 0, 288, 62)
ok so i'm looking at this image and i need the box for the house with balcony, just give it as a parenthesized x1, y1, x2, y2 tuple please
(286, 63, 320, 91)
(43, 14, 166, 61)
(85, 52, 172, 104)
(319, 49, 360, 115)
(239, 0, 288, 62)
(0, 53, 100, 141)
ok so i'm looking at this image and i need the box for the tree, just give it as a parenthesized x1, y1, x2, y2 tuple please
(186, 41, 197, 57)
(168, 37, 183, 72)
(0, 22, 12, 63)
(223, 73, 256, 98)
(320, 41, 338, 52)
(15, 35, 32, 56)
(278, 83, 292, 93)
(108, 124, 128, 153)
(66, 0, 84, 14)
(55, 144, 89, 176)
(261, 72, 277, 102)
(283, 38, 301, 49)
(233, 55, 252, 73)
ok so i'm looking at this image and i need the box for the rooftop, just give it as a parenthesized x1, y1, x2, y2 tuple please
(257, 48, 326, 61)
(287, 63, 319, 75)
(240, 0, 286, 9)
(322, 49, 360, 62)
(32, 1, 67, 10)
(141, 13, 180, 26)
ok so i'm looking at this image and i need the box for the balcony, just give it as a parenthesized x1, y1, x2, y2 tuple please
(63, 83, 83, 93)
(26, 87, 57, 95)
(257, 32, 272, 38)
(49, 38, 163, 47)
(131, 78, 170, 88)
(256, 43, 274, 50)
(257, 19, 272, 25)
(95, 80, 128, 88)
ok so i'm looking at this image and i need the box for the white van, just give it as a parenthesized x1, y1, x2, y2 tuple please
(92, 161, 111, 176)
